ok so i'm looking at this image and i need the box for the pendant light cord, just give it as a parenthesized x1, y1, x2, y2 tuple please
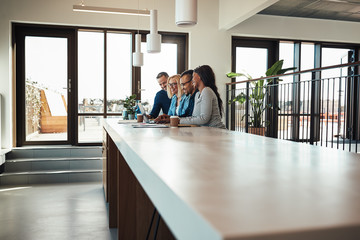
(137, 0, 140, 34)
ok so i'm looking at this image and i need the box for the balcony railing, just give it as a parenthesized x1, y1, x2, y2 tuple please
(226, 61, 360, 154)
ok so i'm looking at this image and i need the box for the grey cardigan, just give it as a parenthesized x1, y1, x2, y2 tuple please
(180, 87, 225, 129)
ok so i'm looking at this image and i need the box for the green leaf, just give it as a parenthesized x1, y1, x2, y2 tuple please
(226, 72, 252, 79)
(266, 60, 283, 76)
(277, 67, 297, 75)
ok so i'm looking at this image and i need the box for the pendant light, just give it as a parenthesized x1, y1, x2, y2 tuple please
(133, 34, 143, 67)
(133, 0, 144, 67)
(73, 0, 150, 16)
(175, 0, 197, 26)
(146, 9, 161, 53)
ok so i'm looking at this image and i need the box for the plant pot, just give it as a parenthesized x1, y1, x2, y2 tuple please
(128, 114, 134, 120)
(248, 127, 265, 136)
(123, 110, 128, 120)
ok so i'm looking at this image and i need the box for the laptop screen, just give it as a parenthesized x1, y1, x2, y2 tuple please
(137, 103, 151, 123)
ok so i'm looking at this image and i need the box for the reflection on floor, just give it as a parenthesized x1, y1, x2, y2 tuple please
(0, 183, 116, 240)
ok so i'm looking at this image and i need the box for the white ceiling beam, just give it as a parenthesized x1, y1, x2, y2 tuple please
(219, 0, 279, 30)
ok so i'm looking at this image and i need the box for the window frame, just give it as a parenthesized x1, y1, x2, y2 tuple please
(230, 36, 360, 141)
(13, 23, 188, 146)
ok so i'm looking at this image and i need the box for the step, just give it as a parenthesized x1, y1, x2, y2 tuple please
(4, 157, 103, 172)
(6, 146, 102, 159)
(0, 169, 102, 185)
(0, 149, 11, 173)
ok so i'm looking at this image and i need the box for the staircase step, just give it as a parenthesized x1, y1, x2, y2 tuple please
(0, 169, 102, 176)
(1, 146, 104, 186)
(4, 157, 103, 172)
(0, 170, 102, 185)
(6, 146, 102, 159)
(6, 156, 102, 163)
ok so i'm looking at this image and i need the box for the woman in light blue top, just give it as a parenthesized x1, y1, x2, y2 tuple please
(180, 65, 225, 129)
(166, 74, 183, 116)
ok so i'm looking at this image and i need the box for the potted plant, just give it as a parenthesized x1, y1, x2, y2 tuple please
(122, 94, 137, 120)
(227, 60, 296, 136)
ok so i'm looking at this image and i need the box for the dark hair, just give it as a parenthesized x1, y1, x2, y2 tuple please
(156, 72, 169, 79)
(194, 65, 223, 117)
(180, 69, 193, 79)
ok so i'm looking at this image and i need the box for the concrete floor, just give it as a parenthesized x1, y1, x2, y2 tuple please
(0, 183, 117, 240)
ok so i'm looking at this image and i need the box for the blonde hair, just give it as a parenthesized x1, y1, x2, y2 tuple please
(167, 74, 182, 99)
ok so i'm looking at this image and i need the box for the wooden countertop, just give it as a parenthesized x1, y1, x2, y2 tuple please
(104, 119, 360, 240)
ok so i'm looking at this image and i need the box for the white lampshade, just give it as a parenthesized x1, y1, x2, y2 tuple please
(146, 9, 161, 53)
(176, 0, 197, 26)
(133, 34, 143, 67)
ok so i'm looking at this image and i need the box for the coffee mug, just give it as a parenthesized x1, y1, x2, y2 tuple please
(170, 116, 180, 127)
(137, 114, 143, 123)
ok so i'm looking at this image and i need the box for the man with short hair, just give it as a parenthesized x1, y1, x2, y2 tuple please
(178, 69, 198, 117)
(148, 72, 171, 118)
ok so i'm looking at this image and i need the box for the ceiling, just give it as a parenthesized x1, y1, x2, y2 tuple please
(259, 0, 360, 22)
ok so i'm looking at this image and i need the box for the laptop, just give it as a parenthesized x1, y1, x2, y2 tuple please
(137, 103, 155, 124)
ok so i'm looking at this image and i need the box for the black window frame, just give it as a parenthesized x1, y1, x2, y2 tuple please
(13, 23, 188, 146)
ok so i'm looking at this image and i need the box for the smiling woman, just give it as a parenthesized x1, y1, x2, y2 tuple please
(167, 74, 183, 116)
(179, 65, 226, 129)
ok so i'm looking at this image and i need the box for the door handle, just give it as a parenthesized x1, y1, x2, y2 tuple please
(137, 80, 145, 93)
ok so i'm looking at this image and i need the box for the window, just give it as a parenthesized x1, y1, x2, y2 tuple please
(77, 30, 187, 144)
(14, 24, 187, 146)
(230, 37, 360, 144)
(140, 42, 177, 112)
(107, 32, 132, 112)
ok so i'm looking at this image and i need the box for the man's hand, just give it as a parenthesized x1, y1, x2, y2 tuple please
(154, 114, 170, 123)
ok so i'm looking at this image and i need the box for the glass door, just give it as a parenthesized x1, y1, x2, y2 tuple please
(15, 25, 75, 146)
(25, 36, 68, 142)
(230, 38, 277, 133)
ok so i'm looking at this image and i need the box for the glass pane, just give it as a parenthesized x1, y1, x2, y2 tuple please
(300, 42, 314, 81)
(236, 47, 268, 79)
(107, 32, 132, 113)
(299, 43, 314, 140)
(78, 116, 103, 143)
(78, 31, 104, 113)
(279, 42, 295, 84)
(140, 43, 177, 112)
(234, 47, 268, 131)
(320, 48, 350, 142)
(278, 42, 295, 139)
(25, 36, 68, 141)
(322, 48, 349, 77)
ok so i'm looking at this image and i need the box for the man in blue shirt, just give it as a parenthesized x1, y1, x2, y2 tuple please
(149, 72, 171, 118)
(178, 69, 198, 117)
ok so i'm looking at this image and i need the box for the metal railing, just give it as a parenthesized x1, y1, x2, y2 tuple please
(226, 61, 360, 153)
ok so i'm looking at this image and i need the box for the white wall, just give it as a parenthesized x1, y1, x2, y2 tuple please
(219, 0, 278, 30)
(1, 0, 360, 148)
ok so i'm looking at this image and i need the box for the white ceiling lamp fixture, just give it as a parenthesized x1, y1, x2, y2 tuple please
(133, 0, 144, 67)
(146, 9, 161, 53)
(133, 34, 144, 67)
(175, 0, 197, 27)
